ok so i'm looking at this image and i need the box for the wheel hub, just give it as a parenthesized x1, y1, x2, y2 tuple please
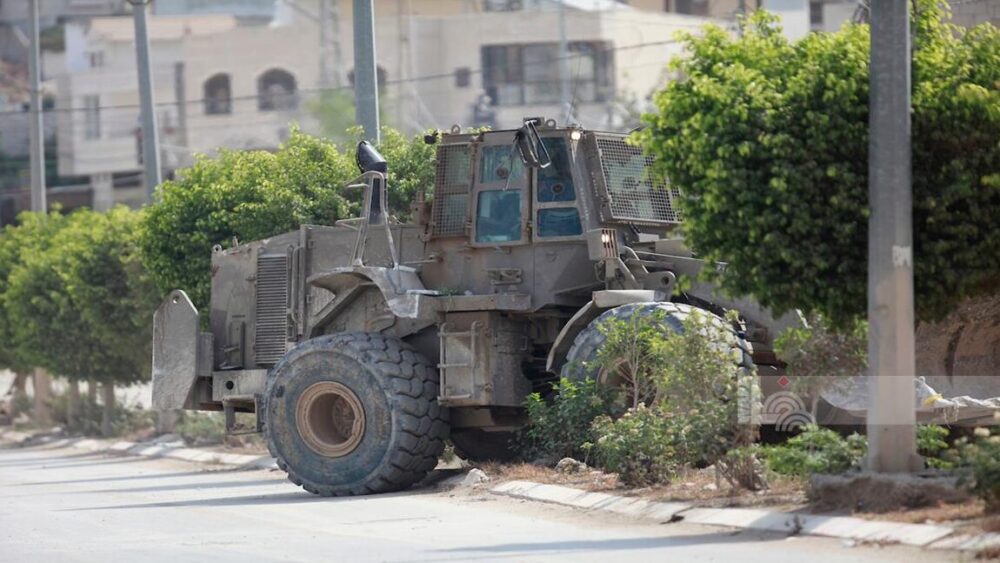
(295, 381, 366, 458)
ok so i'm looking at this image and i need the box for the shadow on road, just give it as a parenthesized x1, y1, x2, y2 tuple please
(20, 469, 233, 487)
(434, 531, 773, 554)
(80, 478, 285, 495)
(62, 491, 337, 511)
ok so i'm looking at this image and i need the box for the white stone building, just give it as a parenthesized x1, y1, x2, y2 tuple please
(54, 0, 728, 205)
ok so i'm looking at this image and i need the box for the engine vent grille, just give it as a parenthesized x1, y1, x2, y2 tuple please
(431, 144, 472, 237)
(255, 254, 288, 366)
(595, 136, 681, 224)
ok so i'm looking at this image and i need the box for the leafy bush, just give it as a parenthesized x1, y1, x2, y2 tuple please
(588, 405, 677, 487)
(917, 424, 953, 469)
(139, 128, 436, 311)
(139, 130, 355, 310)
(774, 316, 867, 417)
(639, 4, 1000, 327)
(583, 309, 760, 487)
(176, 411, 227, 446)
(762, 425, 867, 476)
(519, 378, 622, 461)
(951, 428, 1000, 513)
(652, 310, 758, 465)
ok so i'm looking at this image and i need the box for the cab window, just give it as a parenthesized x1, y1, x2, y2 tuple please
(475, 190, 521, 243)
(537, 208, 582, 237)
(479, 145, 525, 184)
(537, 138, 576, 202)
(535, 137, 583, 238)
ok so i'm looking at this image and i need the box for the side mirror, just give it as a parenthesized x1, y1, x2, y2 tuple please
(514, 119, 551, 169)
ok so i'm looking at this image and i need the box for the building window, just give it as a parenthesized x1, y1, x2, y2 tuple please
(481, 42, 612, 106)
(483, 0, 523, 12)
(672, 0, 709, 15)
(83, 95, 100, 139)
(257, 68, 298, 111)
(204, 73, 232, 115)
(88, 51, 104, 68)
(810, 1, 824, 25)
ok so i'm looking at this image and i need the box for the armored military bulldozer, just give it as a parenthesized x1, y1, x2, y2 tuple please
(151, 119, 801, 495)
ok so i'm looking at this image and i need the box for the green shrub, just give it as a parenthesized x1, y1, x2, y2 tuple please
(762, 425, 867, 476)
(774, 316, 867, 417)
(951, 428, 1000, 513)
(176, 411, 228, 446)
(588, 405, 677, 487)
(519, 378, 622, 461)
(917, 424, 953, 469)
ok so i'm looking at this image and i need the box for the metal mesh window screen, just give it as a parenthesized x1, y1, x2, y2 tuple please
(432, 144, 472, 237)
(255, 254, 288, 365)
(595, 136, 680, 224)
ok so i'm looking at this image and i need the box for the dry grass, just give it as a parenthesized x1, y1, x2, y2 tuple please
(475, 462, 620, 491)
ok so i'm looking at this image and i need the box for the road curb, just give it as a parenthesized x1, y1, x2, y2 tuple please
(0, 429, 278, 470)
(490, 480, 999, 552)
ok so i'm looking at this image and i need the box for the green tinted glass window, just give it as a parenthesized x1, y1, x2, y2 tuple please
(476, 190, 522, 243)
(479, 145, 525, 184)
(537, 208, 583, 237)
(537, 138, 576, 202)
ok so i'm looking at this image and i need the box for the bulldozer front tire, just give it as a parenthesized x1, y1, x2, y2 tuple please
(265, 332, 448, 496)
(562, 301, 754, 384)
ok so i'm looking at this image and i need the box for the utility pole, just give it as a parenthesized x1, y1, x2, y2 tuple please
(866, 0, 920, 472)
(353, 0, 380, 142)
(28, 0, 46, 213)
(173, 62, 188, 151)
(557, 0, 571, 125)
(128, 0, 162, 201)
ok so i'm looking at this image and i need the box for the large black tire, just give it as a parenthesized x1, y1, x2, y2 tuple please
(265, 332, 448, 496)
(451, 429, 518, 462)
(561, 301, 754, 384)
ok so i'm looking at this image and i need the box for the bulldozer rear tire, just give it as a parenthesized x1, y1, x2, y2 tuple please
(265, 332, 448, 496)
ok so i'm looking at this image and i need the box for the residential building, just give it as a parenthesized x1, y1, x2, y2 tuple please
(51, 0, 726, 208)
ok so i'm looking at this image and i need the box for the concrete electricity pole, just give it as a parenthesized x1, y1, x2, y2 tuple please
(353, 0, 380, 142)
(557, 0, 571, 124)
(128, 0, 162, 201)
(28, 0, 46, 213)
(866, 0, 920, 472)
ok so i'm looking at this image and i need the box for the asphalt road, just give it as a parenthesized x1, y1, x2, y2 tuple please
(0, 444, 960, 562)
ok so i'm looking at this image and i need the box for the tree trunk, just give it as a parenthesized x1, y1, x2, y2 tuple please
(11, 371, 27, 393)
(66, 380, 80, 432)
(100, 382, 115, 438)
(9, 372, 28, 415)
(32, 368, 52, 427)
(87, 379, 97, 402)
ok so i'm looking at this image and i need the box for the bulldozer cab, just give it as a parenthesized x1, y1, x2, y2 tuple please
(428, 120, 681, 251)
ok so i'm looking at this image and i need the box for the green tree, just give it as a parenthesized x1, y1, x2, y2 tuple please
(139, 127, 436, 310)
(4, 208, 158, 434)
(639, 3, 1000, 327)
(139, 130, 355, 309)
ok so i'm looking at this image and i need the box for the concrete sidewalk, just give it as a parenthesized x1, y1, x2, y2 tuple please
(491, 480, 1000, 553)
(0, 428, 277, 470)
